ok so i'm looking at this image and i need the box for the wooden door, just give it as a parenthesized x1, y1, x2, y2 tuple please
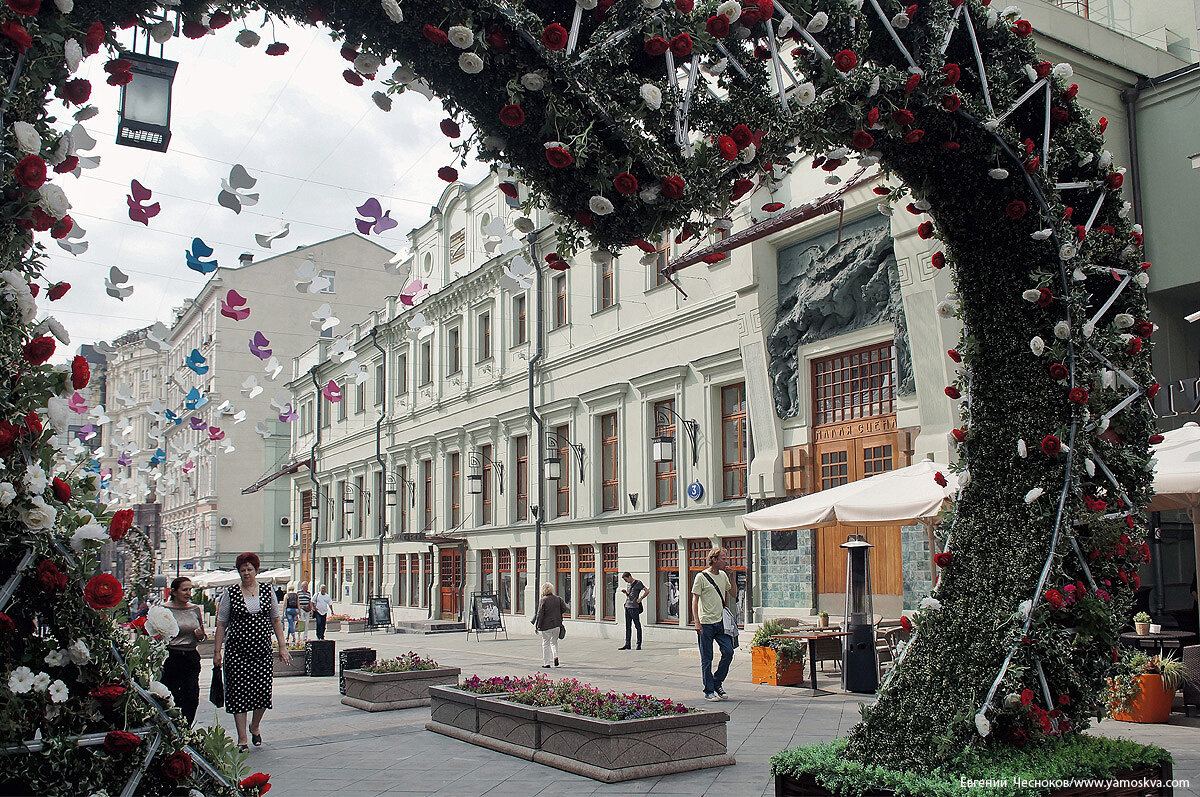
(440, 549, 462, 617)
(814, 423, 903, 599)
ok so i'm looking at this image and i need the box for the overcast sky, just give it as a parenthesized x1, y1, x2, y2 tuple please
(39, 21, 487, 357)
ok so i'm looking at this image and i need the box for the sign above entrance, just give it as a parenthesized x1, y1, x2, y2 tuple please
(814, 416, 897, 444)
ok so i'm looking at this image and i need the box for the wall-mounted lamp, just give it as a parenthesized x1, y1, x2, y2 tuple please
(545, 432, 585, 483)
(467, 450, 504, 495)
(652, 405, 700, 467)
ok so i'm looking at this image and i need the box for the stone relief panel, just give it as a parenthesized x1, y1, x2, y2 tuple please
(767, 216, 914, 418)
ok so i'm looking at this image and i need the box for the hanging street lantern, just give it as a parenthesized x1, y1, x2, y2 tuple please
(652, 433, 675, 464)
(116, 51, 178, 153)
(544, 455, 561, 482)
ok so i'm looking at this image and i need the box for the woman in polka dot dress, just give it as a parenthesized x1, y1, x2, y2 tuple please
(213, 552, 291, 752)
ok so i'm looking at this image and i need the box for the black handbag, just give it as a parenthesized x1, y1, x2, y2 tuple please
(558, 625, 566, 639)
(209, 665, 224, 708)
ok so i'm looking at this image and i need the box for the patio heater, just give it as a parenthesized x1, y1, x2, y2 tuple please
(841, 537, 878, 693)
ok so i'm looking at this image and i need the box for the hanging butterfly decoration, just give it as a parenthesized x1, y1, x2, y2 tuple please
(354, 197, 398, 235)
(127, 179, 160, 225)
(186, 238, 218, 275)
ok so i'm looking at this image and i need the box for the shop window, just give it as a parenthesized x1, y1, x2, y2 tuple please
(481, 550, 493, 594)
(555, 545, 572, 610)
(498, 549, 512, 613)
(578, 545, 596, 618)
(723, 536, 747, 629)
(656, 541, 679, 624)
(602, 543, 619, 621)
(515, 548, 527, 614)
(721, 382, 747, 500)
(686, 539, 709, 625)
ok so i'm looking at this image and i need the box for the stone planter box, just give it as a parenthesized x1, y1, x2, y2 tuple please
(341, 666, 461, 711)
(427, 697, 733, 782)
(774, 762, 1174, 796)
(272, 650, 308, 677)
(429, 685, 489, 734)
(346, 620, 368, 633)
(324, 619, 342, 633)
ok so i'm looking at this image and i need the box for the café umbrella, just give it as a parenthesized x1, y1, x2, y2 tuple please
(1147, 422, 1200, 600)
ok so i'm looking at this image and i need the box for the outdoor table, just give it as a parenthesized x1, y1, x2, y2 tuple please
(1119, 630, 1198, 657)
(772, 631, 852, 696)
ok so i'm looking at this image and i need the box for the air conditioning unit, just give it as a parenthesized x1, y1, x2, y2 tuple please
(280, 516, 291, 527)
(218, 517, 233, 527)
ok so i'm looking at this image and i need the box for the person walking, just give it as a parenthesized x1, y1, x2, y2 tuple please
(296, 581, 312, 640)
(617, 572, 646, 650)
(283, 583, 300, 644)
(213, 552, 290, 752)
(311, 584, 335, 640)
(691, 547, 735, 702)
(533, 583, 568, 668)
(159, 576, 206, 725)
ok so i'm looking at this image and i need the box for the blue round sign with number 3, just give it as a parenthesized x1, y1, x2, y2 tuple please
(687, 481, 704, 501)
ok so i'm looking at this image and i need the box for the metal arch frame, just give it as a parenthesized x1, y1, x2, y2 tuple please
(544, 432, 585, 484)
(392, 470, 417, 508)
(653, 404, 700, 468)
(467, 449, 505, 495)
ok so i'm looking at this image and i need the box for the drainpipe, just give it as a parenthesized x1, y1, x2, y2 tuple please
(1121, 63, 1200, 230)
(310, 367, 322, 598)
(370, 327, 387, 599)
(527, 228, 549, 607)
(427, 543, 435, 619)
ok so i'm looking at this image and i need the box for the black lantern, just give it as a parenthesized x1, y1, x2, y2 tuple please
(116, 51, 178, 153)
(652, 434, 674, 464)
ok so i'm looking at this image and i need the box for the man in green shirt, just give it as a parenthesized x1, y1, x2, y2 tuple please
(691, 547, 734, 701)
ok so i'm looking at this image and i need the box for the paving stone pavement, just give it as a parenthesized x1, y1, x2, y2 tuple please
(198, 628, 1200, 796)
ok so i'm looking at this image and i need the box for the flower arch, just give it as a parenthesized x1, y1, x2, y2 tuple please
(0, 0, 1155, 788)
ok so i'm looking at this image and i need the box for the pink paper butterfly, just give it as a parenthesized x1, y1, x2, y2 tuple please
(220, 289, 250, 321)
(249, 331, 272, 360)
(322, 380, 343, 403)
(355, 198, 399, 235)
(127, 180, 161, 226)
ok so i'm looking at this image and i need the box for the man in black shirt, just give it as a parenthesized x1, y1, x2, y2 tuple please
(618, 572, 647, 650)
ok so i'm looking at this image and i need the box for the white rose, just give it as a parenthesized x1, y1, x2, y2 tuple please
(1017, 439, 1027, 458)
(353, 54, 381, 75)
(975, 712, 991, 737)
(8, 666, 34, 694)
(716, 0, 741, 21)
(447, 25, 474, 49)
(806, 11, 828, 32)
(1024, 487, 1044, 503)
(640, 83, 662, 110)
(48, 680, 69, 703)
(235, 29, 260, 47)
(146, 606, 179, 639)
(70, 523, 109, 551)
(588, 196, 614, 216)
(1029, 336, 1045, 356)
(46, 397, 70, 432)
(481, 135, 505, 152)
(891, 12, 909, 28)
(32, 672, 50, 692)
(935, 300, 956, 319)
(1059, 243, 1078, 260)
(51, 132, 74, 166)
(19, 496, 57, 530)
(149, 20, 174, 44)
(877, 202, 893, 217)
(25, 464, 47, 495)
(12, 121, 41, 154)
(392, 65, 415, 84)
(739, 142, 757, 163)
(982, 118, 1000, 132)
(1098, 150, 1112, 170)
(1021, 289, 1041, 303)
(371, 92, 392, 111)
(68, 640, 89, 665)
(919, 597, 942, 611)
(0, 483, 14, 506)
(777, 15, 794, 35)
(39, 184, 71, 219)
(458, 53, 484, 74)
(64, 39, 83, 73)
(54, 0, 72, 11)
(1119, 201, 1133, 219)
(1084, 458, 1096, 477)
(1030, 228, 1052, 241)
(639, 184, 661, 204)
(381, 0, 403, 23)
(578, 0, 598, 7)
(795, 82, 816, 106)
(149, 680, 174, 705)
(989, 168, 1009, 180)
(1053, 321, 1071, 340)
(1053, 63, 1073, 79)
(1023, 63, 1038, 82)
(1135, 272, 1149, 288)
(521, 72, 546, 91)
(44, 649, 68, 666)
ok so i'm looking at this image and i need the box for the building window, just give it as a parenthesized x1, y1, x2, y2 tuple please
(708, 227, 729, 264)
(395, 554, 406, 605)
(321, 398, 331, 428)
(515, 435, 528, 522)
(654, 399, 677, 507)
(422, 459, 433, 531)
(553, 274, 567, 329)
(450, 452, 461, 528)
(398, 464, 408, 535)
(449, 229, 466, 264)
(419, 341, 432, 386)
(601, 543, 618, 621)
(578, 545, 596, 619)
(686, 539, 710, 625)
(498, 549, 512, 613)
(396, 353, 408, 396)
(723, 536, 747, 629)
(355, 556, 364, 603)
(480, 550, 493, 594)
(374, 363, 384, 406)
(655, 236, 670, 287)
(366, 556, 375, 601)
(721, 382, 747, 500)
(423, 553, 432, 608)
(656, 541, 679, 624)
(599, 258, 614, 309)
(355, 475, 366, 537)
(318, 269, 336, 293)
(513, 294, 527, 345)
(478, 312, 492, 362)
(554, 424, 570, 518)
(480, 444, 493, 526)
(336, 381, 347, 422)
(812, 341, 896, 426)
(355, 381, 366, 414)
(409, 554, 419, 606)
(447, 327, 461, 375)
(601, 412, 619, 512)
(515, 548, 527, 614)
(555, 545, 572, 610)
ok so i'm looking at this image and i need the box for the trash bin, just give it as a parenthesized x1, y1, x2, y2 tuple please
(306, 640, 335, 677)
(338, 647, 376, 694)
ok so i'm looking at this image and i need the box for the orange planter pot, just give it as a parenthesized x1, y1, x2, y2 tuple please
(1112, 673, 1175, 723)
(751, 646, 805, 686)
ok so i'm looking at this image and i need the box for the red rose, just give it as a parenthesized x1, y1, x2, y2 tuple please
(439, 119, 461, 138)
(1041, 435, 1062, 456)
(2, 20, 33, 52)
(0, 609, 17, 638)
(84, 21, 105, 55)
(104, 730, 142, 754)
(22, 336, 55, 366)
(904, 74, 921, 94)
(1006, 200, 1026, 219)
(947, 349, 961, 363)
(631, 239, 656, 253)
(676, 0, 694, 10)
(130, 616, 148, 633)
(917, 222, 934, 240)
(1149, 433, 1164, 445)
(26, 207, 54, 232)
(542, 23, 569, 50)
(705, 15, 730, 37)
(942, 63, 961, 85)
(1063, 84, 1079, 100)
(50, 216, 73, 240)
(13, 155, 46, 190)
(498, 104, 525, 127)
(1021, 688, 1035, 705)
(24, 411, 41, 437)
(903, 129, 924, 144)
(643, 36, 669, 56)
(1134, 320, 1154, 337)
(950, 428, 965, 443)
(209, 10, 232, 29)
(851, 131, 874, 150)
(1106, 172, 1124, 190)
(84, 573, 123, 610)
(339, 44, 358, 61)
(6, 0, 39, 15)
(1125, 336, 1143, 355)
(241, 773, 271, 790)
(934, 552, 953, 567)
(52, 477, 70, 504)
(1050, 107, 1069, 123)
(899, 615, 912, 631)
(57, 78, 92, 106)
(0, 422, 17, 455)
(437, 166, 458, 183)
(661, 174, 685, 200)
(833, 49, 857, 72)
(37, 560, 67, 594)
(47, 281, 69, 304)
(422, 24, 448, 44)
(1036, 287, 1053, 307)
(933, 472, 948, 488)
(1049, 362, 1068, 380)
(342, 70, 364, 86)
(941, 94, 962, 112)
(892, 109, 914, 126)
(574, 211, 593, 227)
(90, 683, 126, 705)
(498, 182, 518, 199)
(730, 124, 753, 148)
(1083, 494, 1106, 511)
(1034, 61, 1052, 79)
(593, 0, 614, 21)
(160, 751, 193, 781)
(669, 32, 692, 57)
(485, 25, 509, 52)
(54, 156, 78, 174)
(613, 172, 638, 195)
(545, 147, 573, 169)
(740, 6, 761, 24)
(944, 386, 961, 400)
(1044, 589, 1064, 609)
(731, 178, 754, 201)
(759, 201, 783, 213)
(1068, 387, 1088, 405)
(717, 135, 738, 161)
(931, 251, 946, 270)
(1012, 19, 1033, 37)
(182, 20, 208, 39)
(265, 42, 289, 55)
(1147, 382, 1161, 399)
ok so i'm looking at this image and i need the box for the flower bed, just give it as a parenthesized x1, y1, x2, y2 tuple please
(360, 652, 440, 673)
(560, 687, 693, 721)
(342, 653, 459, 711)
(457, 674, 542, 694)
